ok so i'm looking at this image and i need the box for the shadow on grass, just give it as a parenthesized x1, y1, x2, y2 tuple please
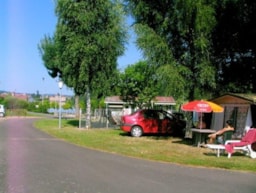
(203, 151, 222, 159)
(119, 132, 131, 137)
(203, 151, 247, 158)
(119, 132, 185, 141)
(65, 119, 118, 129)
(66, 120, 79, 127)
(146, 134, 173, 140)
(172, 138, 194, 145)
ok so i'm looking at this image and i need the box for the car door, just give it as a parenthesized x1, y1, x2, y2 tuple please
(141, 110, 159, 133)
(158, 111, 172, 133)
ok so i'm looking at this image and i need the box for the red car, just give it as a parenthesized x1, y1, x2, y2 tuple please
(120, 109, 186, 137)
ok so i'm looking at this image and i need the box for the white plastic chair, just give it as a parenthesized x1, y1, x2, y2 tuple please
(225, 139, 256, 158)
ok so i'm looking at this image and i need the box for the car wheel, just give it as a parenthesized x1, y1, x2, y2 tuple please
(131, 126, 143, 137)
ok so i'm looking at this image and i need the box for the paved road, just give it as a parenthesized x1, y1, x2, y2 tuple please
(0, 118, 256, 193)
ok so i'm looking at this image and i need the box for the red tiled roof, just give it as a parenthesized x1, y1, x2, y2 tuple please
(0, 92, 28, 101)
(13, 93, 28, 101)
(105, 96, 124, 104)
(153, 96, 175, 104)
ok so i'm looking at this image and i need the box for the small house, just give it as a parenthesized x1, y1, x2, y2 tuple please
(210, 93, 256, 138)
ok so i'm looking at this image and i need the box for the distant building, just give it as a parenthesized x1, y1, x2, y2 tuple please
(12, 93, 28, 101)
(49, 95, 66, 106)
(0, 92, 28, 101)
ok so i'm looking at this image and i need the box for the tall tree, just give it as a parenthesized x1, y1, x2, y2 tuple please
(55, 0, 127, 97)
(39, 0, 127, 124)
(125, 0, 217, 101)
(126, 0, 256, 99)
(212, 0, 256, 94)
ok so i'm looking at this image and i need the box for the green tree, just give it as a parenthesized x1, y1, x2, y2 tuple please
(132, 23, 187, 102)
(126, 0, 256, 99)
(0, 97, 5, 106)
(39, 0, 127, 126)
(4, 96, 28, 110)
(125, 0, 217, 101)
(54, 0, 127, 96)
(62, 98, 73, 110)
(212, 0, 256, 94)
(118, 61, 158, 108)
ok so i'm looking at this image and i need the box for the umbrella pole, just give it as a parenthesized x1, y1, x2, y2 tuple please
(199, 113, 202, 146)
(200, 112, 202, 129)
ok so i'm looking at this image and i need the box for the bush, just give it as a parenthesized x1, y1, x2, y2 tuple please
(6, 109, 27, 116)
(3, 96, 28, 109)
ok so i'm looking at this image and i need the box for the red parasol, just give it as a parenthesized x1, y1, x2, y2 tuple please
(181, 100, 224, 129)
(181, 100, 223, 113)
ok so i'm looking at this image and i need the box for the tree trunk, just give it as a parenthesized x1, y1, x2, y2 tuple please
(85, 87, 91, 129)
(75, 95, 80, 118)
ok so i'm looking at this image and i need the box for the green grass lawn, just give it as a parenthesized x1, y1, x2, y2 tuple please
(34, 118, 256, 173)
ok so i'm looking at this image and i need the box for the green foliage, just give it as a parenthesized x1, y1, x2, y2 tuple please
(3, 96, 28, 110)
(38, 0, 256, 103)
(39, 0, 128, 98)
(90, 98, 105, 109)
(6, 109, 27, 116)
(38, 36, 60, 78)
(134, 24, 174, 67)
(213, 0, 256, 94)
(39, 0, 128, 122)
(62, 98, 73, 110)
(156, 64, 187, 102)
(27, 101, 49, 113)
(0, 97, 6, 106)
(126, 0, 217, 100)
(118, 61, 158, 108)
(0, 96, 29, 116)
(126, 0, 256, 98)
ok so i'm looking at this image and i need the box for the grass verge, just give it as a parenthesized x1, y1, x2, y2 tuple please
(34, 118, 256, 172)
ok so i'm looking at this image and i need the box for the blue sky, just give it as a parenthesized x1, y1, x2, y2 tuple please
(0, 0, 141, 95)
